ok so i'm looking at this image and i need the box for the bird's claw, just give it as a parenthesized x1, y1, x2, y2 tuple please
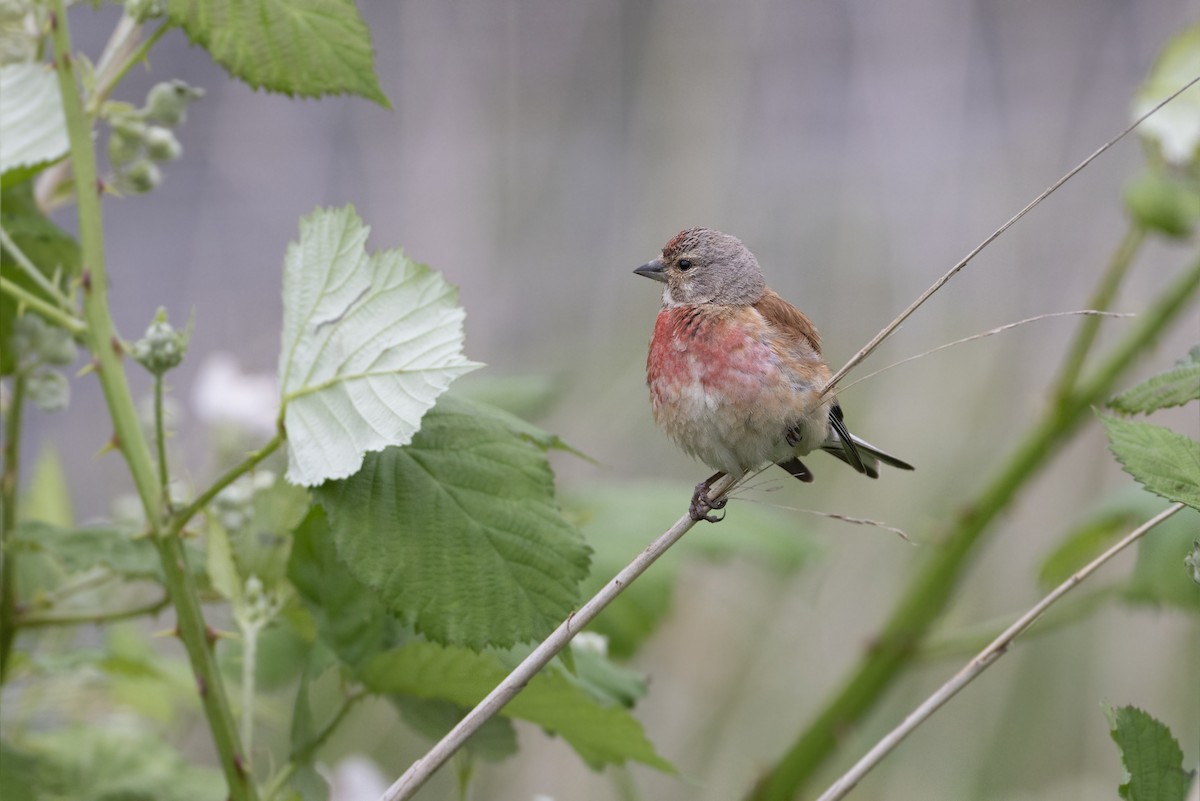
(689, 487, 727, 523)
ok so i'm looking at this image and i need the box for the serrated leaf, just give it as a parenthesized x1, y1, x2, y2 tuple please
(391, 696, 519, 763)
(165, 0, 390, 106)
(1106, 705, 1193, 801)
(1102, 416, 1200, 509)
(278, 206, 480, 486)
(362, 642, 673, 772)
(313, 396, 590, 650)
(566, 483, 817, 658)
(1110, 346, 1200, 414)
(1134, 24, 1200, 166)
(287, 505, 404, 671)
(0, 64, 68, 184)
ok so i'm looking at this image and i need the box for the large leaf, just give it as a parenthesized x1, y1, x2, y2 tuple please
(165, 0, 390, 106)
(566, 483, 817, 658)
(1106, 706, 1193, 801)
(0, 64, 68, 186)
(287, 505, 404, 671)
(1109, 346, 1200, 414)
(313, 396, 590, 650)
(1102, 416, 1200, 510)
(278, 206, 480, 486)
(362, 643, 673, 772)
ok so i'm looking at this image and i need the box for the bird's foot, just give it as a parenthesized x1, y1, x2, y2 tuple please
(689, 474, 728, 523)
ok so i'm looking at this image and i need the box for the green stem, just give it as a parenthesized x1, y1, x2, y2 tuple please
(47, 5, 258, 799)
(168, 433, 284, 538)
(87, 19, 169, 114)
(0, 278, 86, 335)
(18, 592, 169, 628)
(241, 620, 260, 771)
(154, 374, 170, 509)
(1052, 224, 1146, 403)
(0, 225, 75, 311)
(0, 373, 27, 681)
(746, 254, 1200, 801)
(262, 691, 366, 801)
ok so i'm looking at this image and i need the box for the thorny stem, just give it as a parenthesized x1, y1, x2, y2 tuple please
(0, 373, 27, 681)
(745, 254, 1200, 801)
(47, 4, 258, 799)
(18, 592, 170, 628)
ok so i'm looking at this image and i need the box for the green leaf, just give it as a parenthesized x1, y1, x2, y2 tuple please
(313, 396, 590, 650)
(165, 0, 390, 106)
(287, 505, 404, 671)
(1125, 500, 1200, 611)
(1110, 346, 1200, 414)
(1106, 705, 1194, 801)
(1102, 415, 1200, 509)
(22, 446, 74, 527)
(362, 642, 673, 772)
(1134, 24, 1200, 166)
(1038, 491, 1149, 588)
(23, 724, 226, 801)
(566, 483, 817, 658)
(0, 182, 78, 375)
(0, 741, 42, 801)
(278, 206, 480, 486)
(10, 521, 161, 582)
(391, 696, 519, 763)
(0, 64, 69, 186)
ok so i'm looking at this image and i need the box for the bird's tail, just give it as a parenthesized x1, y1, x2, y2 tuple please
(822, 433, 914, 479)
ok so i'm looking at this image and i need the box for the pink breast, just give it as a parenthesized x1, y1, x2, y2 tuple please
(646, 307, 777, 406)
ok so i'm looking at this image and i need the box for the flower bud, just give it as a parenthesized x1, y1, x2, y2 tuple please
(27, 367, 69, 411)
(132, 307, 189, 376)
(143, 80, 204, 127)
(144, 125, 182, 162)
(123, 159, 162, 193)
(108, 117, 148, 165)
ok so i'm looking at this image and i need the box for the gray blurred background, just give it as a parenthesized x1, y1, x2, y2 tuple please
(34, 1, 1200, 799)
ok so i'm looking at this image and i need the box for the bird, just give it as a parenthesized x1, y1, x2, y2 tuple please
(634, 227, 913, 522)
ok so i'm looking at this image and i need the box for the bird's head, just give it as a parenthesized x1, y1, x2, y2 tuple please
(634, 227, 766, 306)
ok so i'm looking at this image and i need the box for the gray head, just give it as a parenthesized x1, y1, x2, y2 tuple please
(633, 228, 766, 306)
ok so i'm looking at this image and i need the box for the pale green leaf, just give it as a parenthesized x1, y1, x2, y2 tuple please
(1125, 500, 1200, 611)
(205, 519, 240, 602)
(362, 642, 673, 772)
(313, 396, 590, 650)
(1134, 24, 1200, 166)
(0, 64, 68, 184)
(23, 446, 74, 527)
(1106, 705, 1193, 801)
(23, 724, 226, 801)
(165, 0, 390, 106)
(10, 521, 161, 581)
(1110, 346, 1200, 414)
(278, 206, 480, 486)
(391, 696, 519, 763)
(1102, 416, 1200, 509)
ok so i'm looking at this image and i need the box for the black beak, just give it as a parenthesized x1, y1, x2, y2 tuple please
(633, 258, 667, 283)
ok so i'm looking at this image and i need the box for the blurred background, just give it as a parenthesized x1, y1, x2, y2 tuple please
(27, 1, 1200, 799)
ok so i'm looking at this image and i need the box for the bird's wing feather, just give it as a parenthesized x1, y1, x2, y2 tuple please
(753, 289, 822, 355)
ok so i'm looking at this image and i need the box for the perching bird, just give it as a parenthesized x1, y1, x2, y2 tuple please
(635, 228, 913, 521)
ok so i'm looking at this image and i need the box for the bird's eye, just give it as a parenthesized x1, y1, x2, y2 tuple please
(677, 259, 693, 271)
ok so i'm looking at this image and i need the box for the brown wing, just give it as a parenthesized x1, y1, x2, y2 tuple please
(753, 289, 822, 355)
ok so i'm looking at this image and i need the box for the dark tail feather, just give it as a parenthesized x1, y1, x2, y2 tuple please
(823, 434, 914, 478)
(777, 457, 814, 482)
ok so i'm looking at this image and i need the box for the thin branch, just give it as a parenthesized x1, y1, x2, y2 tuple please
(0, 224, 75, 310)
(0, 278, 87, 335)
(380, 473, 741, 801)
(835, 311, 1133, 395)
(168, 432, 284, 537)
(813, 503, 1185, 801)
(17, 592, 170, 628)
(819, 74, 1200, 397)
